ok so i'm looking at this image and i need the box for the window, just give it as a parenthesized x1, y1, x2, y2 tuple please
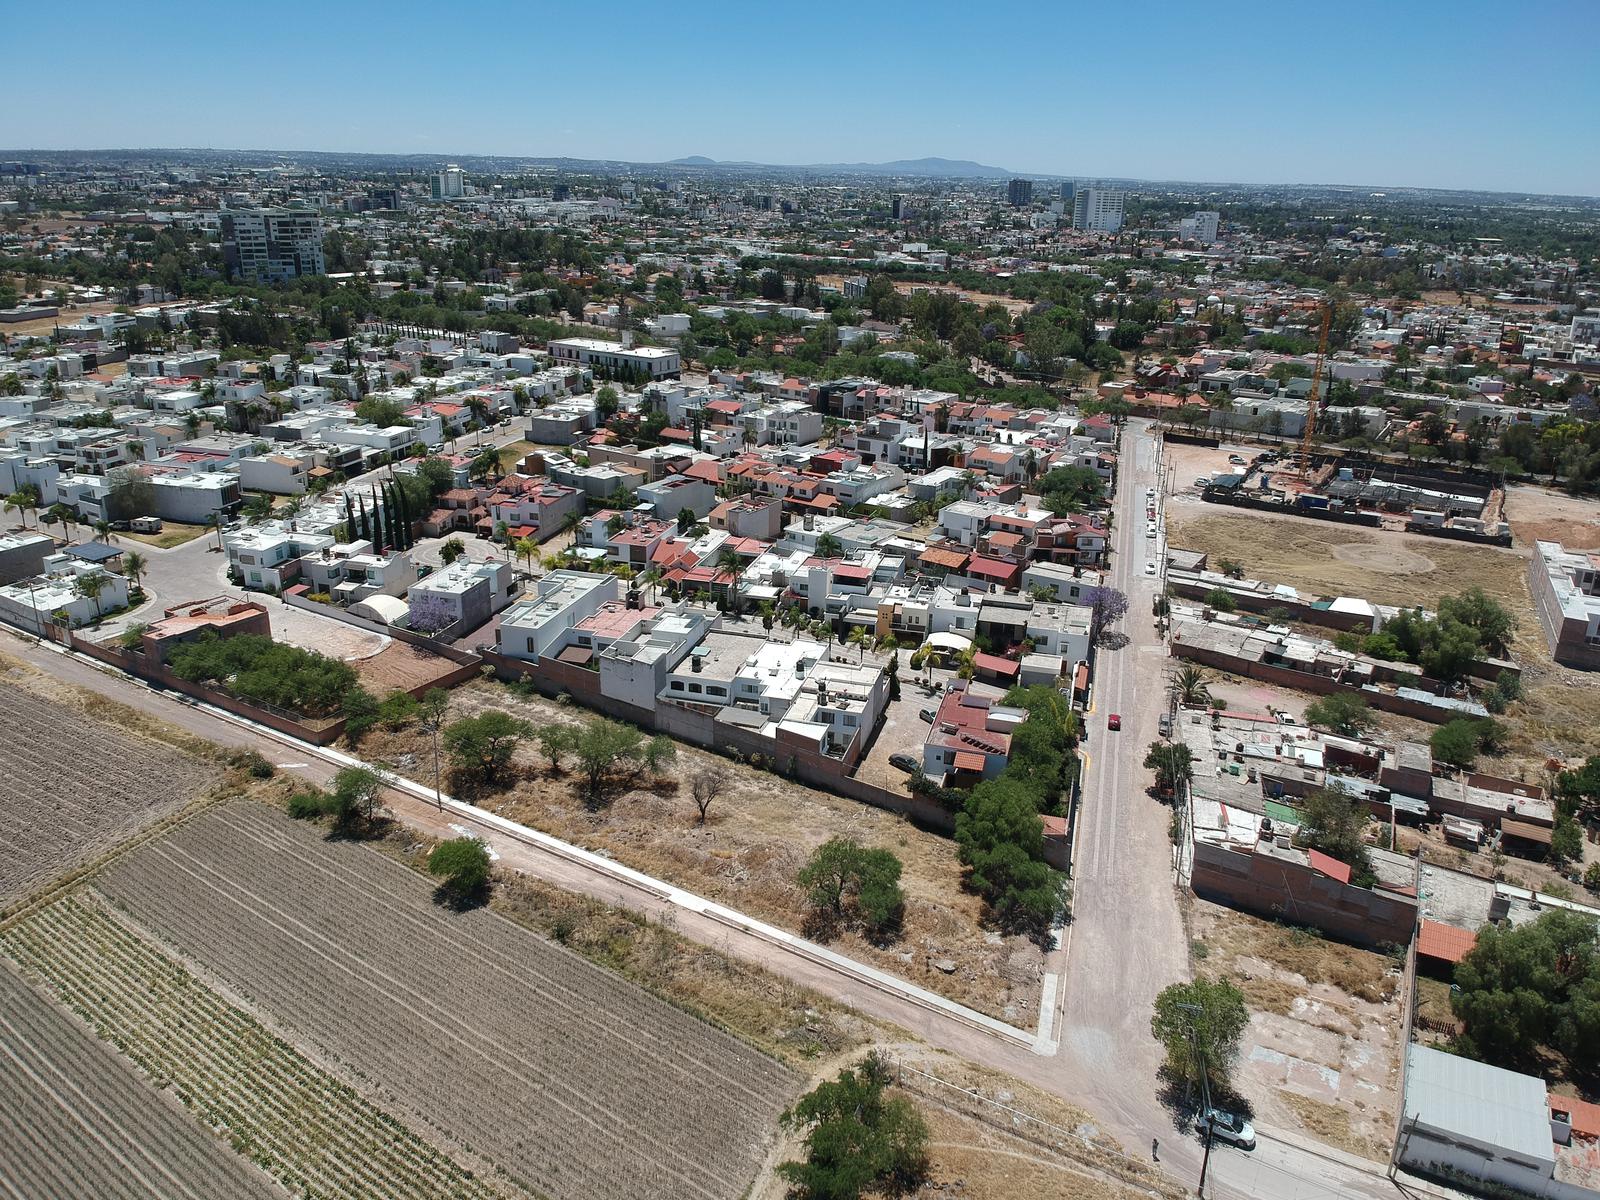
(688, 682, 702, 694)
(670, 680, 684, 691)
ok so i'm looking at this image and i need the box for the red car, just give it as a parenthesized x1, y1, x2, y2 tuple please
(1108, 713, 1122, 731)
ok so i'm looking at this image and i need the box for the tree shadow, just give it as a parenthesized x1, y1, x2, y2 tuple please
(431, 881, 489, 912)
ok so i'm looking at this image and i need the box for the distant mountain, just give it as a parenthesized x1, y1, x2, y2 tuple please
(665, 155, 1013, 179)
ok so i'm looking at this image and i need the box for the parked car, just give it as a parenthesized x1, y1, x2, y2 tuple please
(1158, 713, 1172, 737)
(1146, 527, 1157, 539)
(1144, 560, 1157, 575)
(1194, 476, 1210, 487)
(888, 753, 920, 773)
(1228, 454, 1247, 465)
(1107, 713, 1121, 731)
(918, 707, 937, 723)
(1197, 1108, 1256, 1151)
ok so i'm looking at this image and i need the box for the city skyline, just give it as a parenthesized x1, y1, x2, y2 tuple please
(7, 0, 1598, 197)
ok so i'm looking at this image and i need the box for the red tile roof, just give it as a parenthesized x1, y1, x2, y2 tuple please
(1417, 919, 1477, 965)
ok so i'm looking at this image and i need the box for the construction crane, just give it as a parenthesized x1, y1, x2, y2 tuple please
(1298, 301, 1333, 477)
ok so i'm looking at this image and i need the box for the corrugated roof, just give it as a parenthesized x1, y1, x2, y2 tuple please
(1404, 1045, 1553, 1166)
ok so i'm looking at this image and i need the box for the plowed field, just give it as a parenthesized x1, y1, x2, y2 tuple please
(0, 680, 211, 907)
(97, 801, 799, 1200)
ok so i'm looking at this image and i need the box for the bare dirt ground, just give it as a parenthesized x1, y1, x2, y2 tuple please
(120, 520, 210, 549)
(358, 679, 1048, 1024)
(1186, 901, 1402, 1163)
(1504, 483, 1600, 550)
(353, 640, 465, 693)
(1164, 501, 1600, 774)
(0, 667, 213, 908)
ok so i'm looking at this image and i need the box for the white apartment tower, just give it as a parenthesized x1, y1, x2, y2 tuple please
(432, 164, 466, 199)
(1072, 188, 1125, 234)
(1181, 210, 1221, 244)
(220, 208, 325, 283)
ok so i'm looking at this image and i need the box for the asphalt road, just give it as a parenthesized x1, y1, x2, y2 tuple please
(5, 418, 1454, 1200)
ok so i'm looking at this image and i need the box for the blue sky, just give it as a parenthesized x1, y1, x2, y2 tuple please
(8, 0, 1598, 195)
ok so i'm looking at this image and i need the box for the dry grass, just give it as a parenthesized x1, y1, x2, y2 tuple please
(1280, 1092, 1389, 1162)
(359, 679, 1046, 1023)
(1191, 905, 1398, 1006)
(1504, 484, 1600, 550)
(118, 521, 210, 549)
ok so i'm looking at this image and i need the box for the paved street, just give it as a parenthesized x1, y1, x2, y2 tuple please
(3, 418, 1453, 1200)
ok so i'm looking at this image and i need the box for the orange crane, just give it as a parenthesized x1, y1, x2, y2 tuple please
(1299, 301, 1332, 476)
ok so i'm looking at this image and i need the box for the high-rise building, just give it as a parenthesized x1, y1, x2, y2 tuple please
(1007, 178, 1034, 207)
(220, 208, 325, 283)
(1181, 210, 1220, 244)
(1059, 180, 1075, 202)
(1072, 188, 1125, 233)
(891, 194, 906, 219)
(431, 164, 465, 200)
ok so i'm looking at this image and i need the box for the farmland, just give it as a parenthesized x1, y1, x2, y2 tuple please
(0, 678, 212, 908)
(97, 800, 799, 1200)
(2, 894, 504, 1200)
(0, 959, 281, 1200)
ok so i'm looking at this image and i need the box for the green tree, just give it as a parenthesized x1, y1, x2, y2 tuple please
(444, 710, 533, 786)
(1303, 692, 1376, 737)
(340, 685, 381, 741)
(1437, 588, 1515, 656)
(376, 689, 420, 729)
(1297, 785, 1375, 886)
(798, 838, 905, 943)
(1550, 816, 1583, 868)
(1036, 465, 1105, 513)
(815, 533, 843, 560)
(571, 718, 645, 802)
(428, 836, 492, 903)
(324, 765, 385, 831)
(120, 549, 148, 593)
(1452, 909, 1600, 1071)
(1172, 664, 1212, 708)
(4, 483, 41, 529)
(1151, 978, 1250, 1092)
(777, 1052, 928, 1200)
(1431, 718, 1489, 770)
(440, 537, 466, 566)
(955, 779, 1063, 934)
(72, 569, 111, 620)
(1144, 742, 1194, 796)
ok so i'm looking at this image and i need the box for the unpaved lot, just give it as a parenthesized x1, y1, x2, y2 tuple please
(359, 679, 1049, 1024)
(1165, 500, 1600, 773)
(1505, 483, 1600, 550)
(1187, 901, 1402, 1162)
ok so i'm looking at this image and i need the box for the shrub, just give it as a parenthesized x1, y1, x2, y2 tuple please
(165, 632, 358, 716)
(287, 789, 327, 820)
(428, 836, 492, 903)
(377, 690, 421, 729)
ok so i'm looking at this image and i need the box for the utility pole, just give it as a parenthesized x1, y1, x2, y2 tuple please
(1177, 1001, 1216, 1198)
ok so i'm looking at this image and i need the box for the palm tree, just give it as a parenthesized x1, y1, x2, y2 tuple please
(121, 550, 148, 594)
(73, 570, 110, 621)
(815, 532, 843, 560)
(471, 444, 505, 481)
(5, 484, 40, 529)
(1172, 664, 1212, 708)
(714, 545, 744, 611)
(44, 503, 76, 543)
(513, 537, 536, 569)
(92, 518, 115, 543)
(641, 565, 663, 604)
(847, 626, 869, 662)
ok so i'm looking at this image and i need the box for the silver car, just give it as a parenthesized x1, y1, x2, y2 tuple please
(1197, 1108, 1256, 1151)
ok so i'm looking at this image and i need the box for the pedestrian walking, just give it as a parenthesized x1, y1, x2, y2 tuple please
(1152, 1137, 1159, 1161)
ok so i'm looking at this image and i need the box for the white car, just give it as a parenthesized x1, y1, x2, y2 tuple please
(1146, 527, 1157, 539)
(1145, 486, 1156, 496)
(1144, 561, 1157, 575)
(1197, 1108, 1256, 1151)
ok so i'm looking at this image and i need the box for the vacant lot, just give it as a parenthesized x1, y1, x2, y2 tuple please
(1165, 500, 1600, 771)
(1505, 483, 1600, 550)
(3, 894, 503, 1200)
(0, 958, 282, 1200)
(98, 801, 798, 1200)
(0, 678, 212, 908)
(1187, 901, 1402, 1161)
(359, 679, 1048, 1024)
(120, 520, 211, 549)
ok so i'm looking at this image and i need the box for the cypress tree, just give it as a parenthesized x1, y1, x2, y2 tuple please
(370, 487, 386, 555)
(393, 481, 412, 549)
(344, 493, 356, 543)
(358, 494, 371, 544)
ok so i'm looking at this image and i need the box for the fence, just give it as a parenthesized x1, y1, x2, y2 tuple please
(479, 647, 959, 835)
(280, 589, 481, 664)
